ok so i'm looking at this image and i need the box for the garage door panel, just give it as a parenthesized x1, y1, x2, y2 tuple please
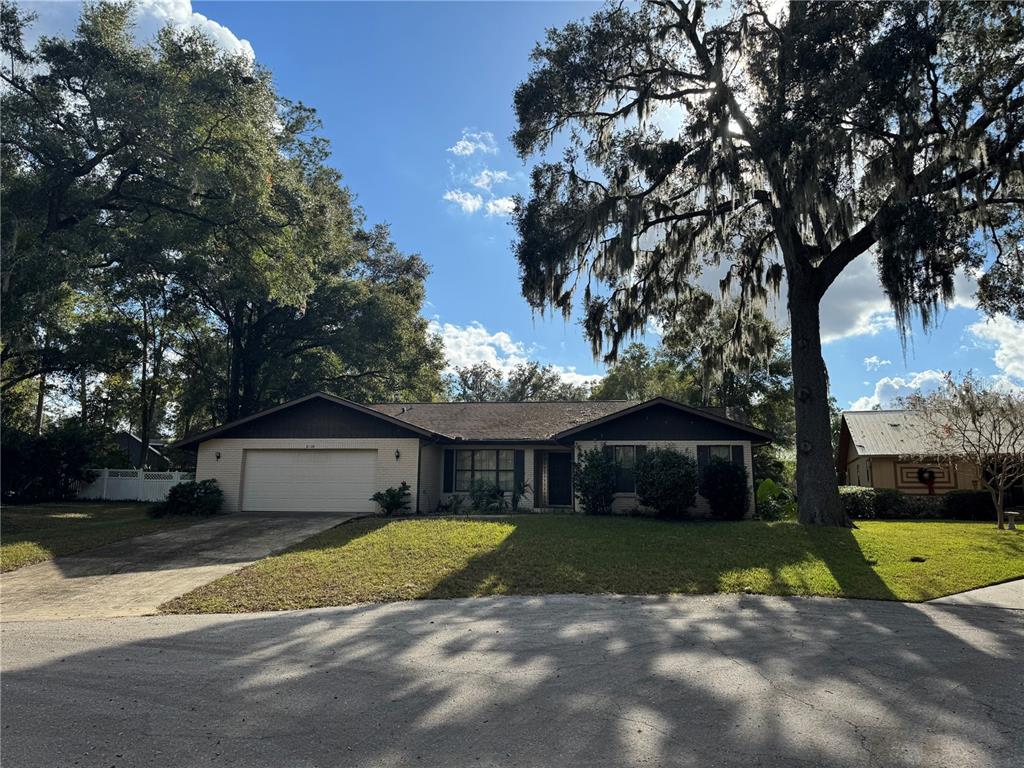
(242, 449, 377, 513)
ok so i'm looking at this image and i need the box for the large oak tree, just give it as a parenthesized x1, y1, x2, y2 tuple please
(513, 0, 1024, 525)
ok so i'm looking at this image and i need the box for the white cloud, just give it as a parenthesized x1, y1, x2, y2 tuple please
(23, 0, 254, 59)
(485, 196, 516, 217)
(428, 319, 603, 386)
(849, 370, 947, 410)
(820, 258, 979, 344)
(968, 315, 1024, 381)
(470, 169, 511, 191)
(442, 189, 483, 214)
(863, 356, 892, 371)
(447, 130, 498, 157)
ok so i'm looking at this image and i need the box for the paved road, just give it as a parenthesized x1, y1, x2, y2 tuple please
(930, 578, 1023, 610)
(0, 512, 352, 621)
(2, 594, 1021, 767)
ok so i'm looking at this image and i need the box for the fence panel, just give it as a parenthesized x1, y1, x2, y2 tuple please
(77, 470, 196, 502)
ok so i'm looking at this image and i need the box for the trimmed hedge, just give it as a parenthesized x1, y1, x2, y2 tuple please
(838, 486, 994, 521)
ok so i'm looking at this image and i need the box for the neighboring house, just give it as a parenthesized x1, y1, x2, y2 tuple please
(836, 410, 1024, 503)
(114, 432, 172, 470)
(174, 393, 772, 516)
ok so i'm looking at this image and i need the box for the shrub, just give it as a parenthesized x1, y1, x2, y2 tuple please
(839, 486, 948, 520)
(634, 448, 698, 519)
(510, 480, 532, 512)
(941, 490, 995, 521)
(755, 478, 796, 521)
(371, 482, 411, 516)
(435, 494, 466, 515)
(699, 458, 750, 521)
(468, 479, 508, 514)
(838, 486, 877, 519)
(150, 479, 224, 518)
(873, 488, 910, 518)
(573, 448, 618, 515)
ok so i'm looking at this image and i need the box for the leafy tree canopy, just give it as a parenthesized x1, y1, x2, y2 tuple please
(512, 0, 1024, 525)
(447, 361, 590, 402)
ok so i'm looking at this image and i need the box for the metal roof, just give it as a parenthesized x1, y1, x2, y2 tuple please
(841, 410, 939, 456)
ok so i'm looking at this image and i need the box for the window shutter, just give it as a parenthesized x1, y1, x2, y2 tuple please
(443, 449, 454, 493)
(697, 445, 710, 475)
(514, 449, 525, 490)
(731, 445, 744, 468)
(635, 445, 647, 462)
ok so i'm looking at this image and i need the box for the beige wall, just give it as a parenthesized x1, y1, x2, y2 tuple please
(574, 440, 756, 518)
(844, 449, 982, 494)
(196, 437, 422, 513)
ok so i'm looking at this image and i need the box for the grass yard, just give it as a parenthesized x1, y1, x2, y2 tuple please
(0, 502, 195, 572)
(162, 515, 1024, 613)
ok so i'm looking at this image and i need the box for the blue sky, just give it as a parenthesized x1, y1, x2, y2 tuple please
(28, 1, 1024, 408)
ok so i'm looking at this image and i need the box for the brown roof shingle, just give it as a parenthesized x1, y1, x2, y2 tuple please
(368, 401, 639, 441)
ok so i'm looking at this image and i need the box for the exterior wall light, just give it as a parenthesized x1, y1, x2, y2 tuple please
(215, 451, 221, 461)
(394, 449, 401, 461)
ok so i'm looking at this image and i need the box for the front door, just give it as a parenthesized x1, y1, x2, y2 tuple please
(547, 452, 573, 507)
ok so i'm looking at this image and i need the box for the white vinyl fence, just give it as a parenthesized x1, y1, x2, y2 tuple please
(78, 469, 196, 502)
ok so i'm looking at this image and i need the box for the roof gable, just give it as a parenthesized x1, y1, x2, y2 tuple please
(174, 393, 436, 449)
(553, 397, 773, 443)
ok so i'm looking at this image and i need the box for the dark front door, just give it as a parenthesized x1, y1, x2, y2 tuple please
(547, 452, 573, 507)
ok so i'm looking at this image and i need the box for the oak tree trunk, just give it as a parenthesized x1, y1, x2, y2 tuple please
(789, 280, 850, 526)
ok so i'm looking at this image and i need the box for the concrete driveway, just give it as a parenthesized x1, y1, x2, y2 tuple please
(0, 512, 352, 621)
(1, 594, 1020, 768)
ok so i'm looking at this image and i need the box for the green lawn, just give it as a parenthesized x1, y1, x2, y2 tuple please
(162, 516, 1024, 613)
(0, 502, 194, 572)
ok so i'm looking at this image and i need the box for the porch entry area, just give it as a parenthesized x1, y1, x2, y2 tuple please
(534, 449, 573, 508)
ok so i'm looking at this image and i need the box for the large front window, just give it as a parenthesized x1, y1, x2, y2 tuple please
(455, 449, 515, 492)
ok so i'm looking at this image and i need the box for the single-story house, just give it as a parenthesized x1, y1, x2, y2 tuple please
(174, 393, 772, 515)
(837, 410, 1024, 503)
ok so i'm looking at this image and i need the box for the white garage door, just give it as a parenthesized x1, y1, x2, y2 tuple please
(241, 449, 377, 513)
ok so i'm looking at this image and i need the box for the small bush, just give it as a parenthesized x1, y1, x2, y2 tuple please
(150, 479, 224, 518)
(839, 486, 877, 519)
(469, 479, 508, 514)
(371, 482, 411, 516)
(510, 480, 532, 512)
(573, 448, 617, 515)
(699, 458, 750, 521)
(435, 494, 466, 515)
(755, 478, 796, 521)
(942, 490, 995, 521)
(635, 448, 698, 519)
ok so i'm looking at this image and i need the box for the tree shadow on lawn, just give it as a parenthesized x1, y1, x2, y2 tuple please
(420, 517, 900, 602)
(3, 590, 1021, 767)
